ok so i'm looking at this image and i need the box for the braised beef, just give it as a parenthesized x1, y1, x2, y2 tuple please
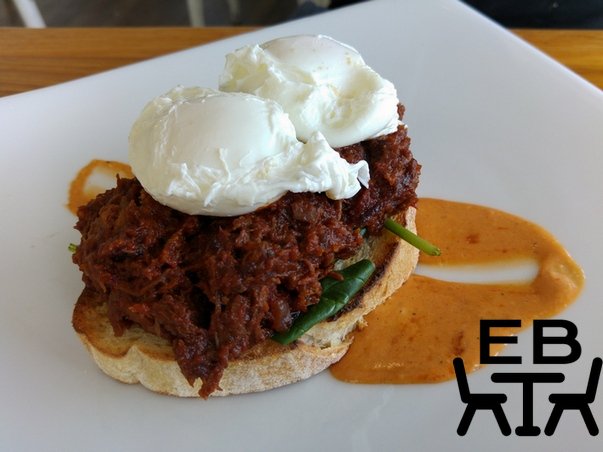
(72, 114, 420, 397)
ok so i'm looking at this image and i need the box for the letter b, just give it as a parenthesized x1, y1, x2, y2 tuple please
(533, 319, 581, 364)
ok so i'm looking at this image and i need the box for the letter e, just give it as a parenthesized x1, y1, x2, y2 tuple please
(480, 319, 522, 364)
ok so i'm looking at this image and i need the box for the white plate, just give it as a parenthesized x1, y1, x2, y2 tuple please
(1, 0, 602, 450)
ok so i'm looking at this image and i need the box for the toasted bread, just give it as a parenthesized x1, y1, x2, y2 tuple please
(72, 207, 418, 397)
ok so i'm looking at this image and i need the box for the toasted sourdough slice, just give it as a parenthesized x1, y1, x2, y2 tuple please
(72, 207, 419, 397)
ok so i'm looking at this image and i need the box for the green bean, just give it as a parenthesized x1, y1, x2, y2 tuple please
(272, 259, 376, 345)
(384, 217, 441, 256)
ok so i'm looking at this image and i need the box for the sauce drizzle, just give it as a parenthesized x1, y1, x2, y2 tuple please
(330, 198, 585, 384)
(67, 159, 132, 215)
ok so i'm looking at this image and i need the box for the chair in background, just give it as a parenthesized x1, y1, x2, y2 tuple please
(544, 357, 602, 436)
(453, 357, 512, 436)
(12, 0, 334, 27)
(186, 0, 332, 26)
(11, 0, 45, 27)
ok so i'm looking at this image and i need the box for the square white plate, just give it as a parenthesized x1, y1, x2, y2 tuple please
(1, 0, 602, 450)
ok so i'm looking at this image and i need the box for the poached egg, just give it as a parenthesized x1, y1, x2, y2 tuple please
(128, 86, 369, 216)
(219, 34, 400, 148)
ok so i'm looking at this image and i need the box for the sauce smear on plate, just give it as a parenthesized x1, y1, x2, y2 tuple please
(330, 198, 584, 383)
(67, 159, 132, 215)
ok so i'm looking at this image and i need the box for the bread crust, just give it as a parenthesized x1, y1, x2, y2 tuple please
(72, 207, 418, 397)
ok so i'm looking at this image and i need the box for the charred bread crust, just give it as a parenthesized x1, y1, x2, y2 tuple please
(72, 207, 418, 397)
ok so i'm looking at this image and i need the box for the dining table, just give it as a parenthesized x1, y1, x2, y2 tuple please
(0, 27, 602, 97)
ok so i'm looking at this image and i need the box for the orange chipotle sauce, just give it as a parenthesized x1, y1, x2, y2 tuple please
(67, 159, 132, 215)
(330, 198, 585, 384)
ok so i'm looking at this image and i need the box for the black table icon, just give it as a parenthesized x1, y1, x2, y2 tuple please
(491, 371, 565, 436)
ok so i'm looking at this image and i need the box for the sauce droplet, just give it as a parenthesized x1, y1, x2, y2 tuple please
(67, 160, 132, 215)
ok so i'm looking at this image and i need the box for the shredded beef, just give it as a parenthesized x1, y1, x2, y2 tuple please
(72, 111, 420, 397)
(340, 105, 419, 233)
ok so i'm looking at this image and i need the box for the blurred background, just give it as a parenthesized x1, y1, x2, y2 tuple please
(1, 0, 602, 28)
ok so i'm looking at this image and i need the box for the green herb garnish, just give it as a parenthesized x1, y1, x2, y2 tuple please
(384, 217, 441, 256)
(272, 259, 376, 345)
